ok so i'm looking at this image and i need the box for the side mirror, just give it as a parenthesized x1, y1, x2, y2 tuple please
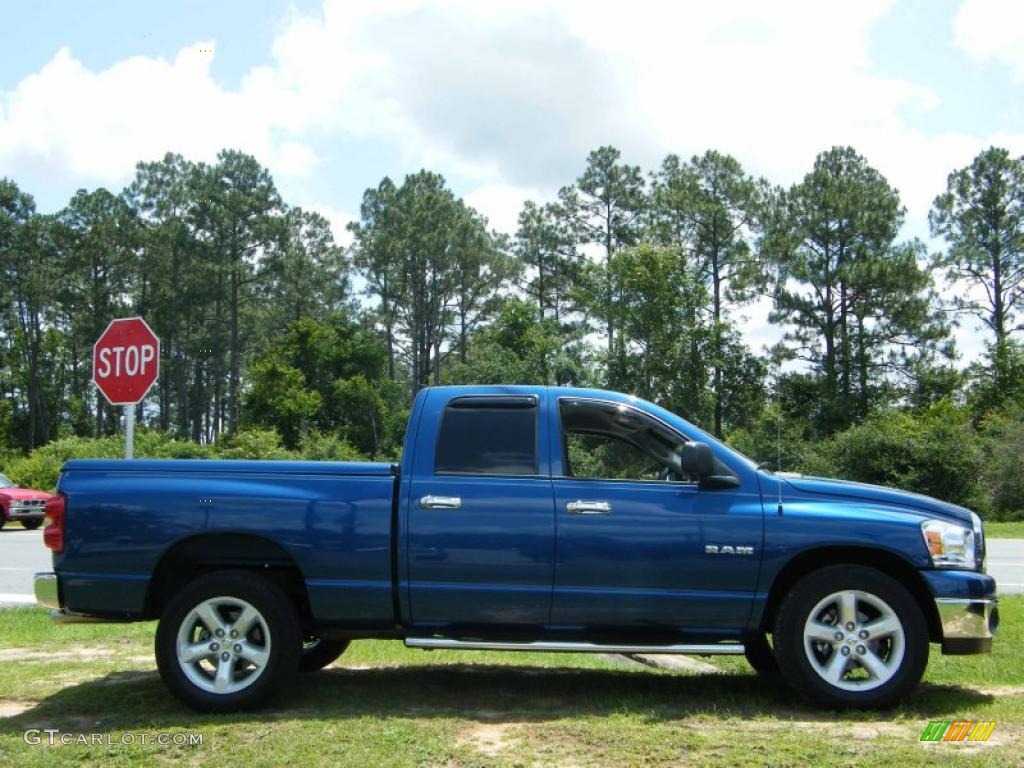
(680, 441, 740, 490)
(680, 441, 715, 477)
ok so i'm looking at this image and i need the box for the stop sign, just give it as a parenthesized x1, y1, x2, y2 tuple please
(92, 317, 160, 405)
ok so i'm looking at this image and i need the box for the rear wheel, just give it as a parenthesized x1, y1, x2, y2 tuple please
(299, 636, 350, 672)
(155, 571, 301, 712)
(772, 565, 928, 709)
(21, 519, 42, 530)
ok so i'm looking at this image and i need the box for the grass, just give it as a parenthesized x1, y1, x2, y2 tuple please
(985, 521, 1024, 539)
(0, 598, 1020, 767)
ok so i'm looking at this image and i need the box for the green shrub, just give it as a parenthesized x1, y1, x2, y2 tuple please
(725, 403, 820, 474)
(817, 401, 984, 510)
(131, 430, 217, 459)
(978, 404, 1024, 521)
(0, 425, 370, 490)
(298, 431, 367, 461)
(0, 431, 226, 491)
(214, 427, 295, 460)
(2, 435, 121, 491)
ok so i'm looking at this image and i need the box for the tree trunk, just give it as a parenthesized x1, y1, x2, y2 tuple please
(384, 306, 396, 382)
(605, 221, 614, 371)
(159, 335, 173, 430)
(192, 342, 203, 442)
(711, 219, 724, 438)
(856, 315, 869, 418)
(228, 261, 241, 433)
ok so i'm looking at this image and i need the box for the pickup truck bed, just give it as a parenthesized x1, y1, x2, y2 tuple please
(50, 459, 397, 626)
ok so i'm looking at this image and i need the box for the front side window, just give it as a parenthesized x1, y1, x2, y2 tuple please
(560, 399, 693, 483)
(435, 397, 538, 476)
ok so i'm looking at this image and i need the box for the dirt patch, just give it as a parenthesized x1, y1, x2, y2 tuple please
(0, 647, 152, 664)
(970, 685, 1024, 697)
(457, 722, 523, 757)
(744, 719, 915, 739)
(0, 699, 35, 718)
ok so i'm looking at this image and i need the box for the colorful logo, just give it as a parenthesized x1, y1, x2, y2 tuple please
(920, 721, 996, 742)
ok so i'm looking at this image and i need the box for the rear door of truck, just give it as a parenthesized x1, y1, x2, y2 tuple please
(403, 388, 554, 629)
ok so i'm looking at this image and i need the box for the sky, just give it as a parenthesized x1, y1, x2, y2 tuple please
(1, 0, 1022, 362)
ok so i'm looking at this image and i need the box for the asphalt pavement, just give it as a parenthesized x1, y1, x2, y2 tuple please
(0, 527, 49, 605)
(0, 527, 1022, 608)
(987, 539, 1024, 594)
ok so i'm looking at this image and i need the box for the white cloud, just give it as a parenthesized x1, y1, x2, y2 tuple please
(305, 204, 357, 248)
(0, 41, 319, 189)
(2, 1, 1017, 223)
(1, 0, 1021, 366)
(738, 294, 786, 358)
(464, 182, 547, 235)
(954, 0, 1024, 80)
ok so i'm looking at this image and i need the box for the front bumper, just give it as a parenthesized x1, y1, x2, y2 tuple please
(935, 597, 999, 654)
(920, 569, 998, 654)
(7, 505, 45, 519)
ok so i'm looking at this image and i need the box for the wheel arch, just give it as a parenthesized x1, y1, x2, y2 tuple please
(145, 532, 311, 623)
(758, 546, 941, 643)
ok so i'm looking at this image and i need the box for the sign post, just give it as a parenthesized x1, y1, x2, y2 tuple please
(92, 317, 160, 459)
(124, 405, 135, 459)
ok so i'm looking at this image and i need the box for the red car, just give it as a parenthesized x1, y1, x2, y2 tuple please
(0, 473, 49, 530)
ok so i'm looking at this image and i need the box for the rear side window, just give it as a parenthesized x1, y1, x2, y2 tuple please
(435, 397, 538, 476)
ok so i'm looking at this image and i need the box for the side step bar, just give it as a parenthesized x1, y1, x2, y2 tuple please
(404, 638, 745, 655)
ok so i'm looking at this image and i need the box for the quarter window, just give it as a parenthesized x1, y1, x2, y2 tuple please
(435, 398, 538, 476)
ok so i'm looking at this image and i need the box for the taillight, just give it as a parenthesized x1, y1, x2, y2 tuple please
(43, 494, 65, 553)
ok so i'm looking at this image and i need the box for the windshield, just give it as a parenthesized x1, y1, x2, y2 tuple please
(0, 473, 15, 488)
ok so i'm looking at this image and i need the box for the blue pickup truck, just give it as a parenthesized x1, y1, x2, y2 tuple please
(35, 386, 998, 711)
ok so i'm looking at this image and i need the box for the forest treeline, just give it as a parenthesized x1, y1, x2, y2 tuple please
(1, 144, 1023, 517)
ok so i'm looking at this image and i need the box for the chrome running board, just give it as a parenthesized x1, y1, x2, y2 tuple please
(404, 638, 745, 654)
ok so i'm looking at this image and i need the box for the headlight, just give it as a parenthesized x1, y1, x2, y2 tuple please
(921, 519, 976, 569)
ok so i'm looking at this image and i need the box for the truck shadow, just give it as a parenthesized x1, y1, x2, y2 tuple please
(0, 663, 993, 732)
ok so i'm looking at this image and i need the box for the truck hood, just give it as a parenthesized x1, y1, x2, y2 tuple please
(781, 474, 974, 525)
(0, 487, 50, 501)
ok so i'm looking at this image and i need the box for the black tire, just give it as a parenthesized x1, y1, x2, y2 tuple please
(773, 565, 928, 709)
(743, 632, 781, 680)
(21, 519, 42, 530)
(155, 570, 302, 712)
(298, 637, 350, 672)
(0, 518, 5, 531)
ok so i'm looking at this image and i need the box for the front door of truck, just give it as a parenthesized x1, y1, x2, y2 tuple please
(550, 397, 763, 632)
(406, 391, 555, 628)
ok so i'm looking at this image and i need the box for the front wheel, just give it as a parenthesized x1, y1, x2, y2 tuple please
(772, 565, 928, 709)
(155, 571, 302, 712)
(21, 519, 42, 530)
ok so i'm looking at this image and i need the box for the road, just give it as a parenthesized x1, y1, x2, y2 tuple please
(987, 539, 1024, 593)
(0, 527, 48, 605)
(1, 527, 1022, 608)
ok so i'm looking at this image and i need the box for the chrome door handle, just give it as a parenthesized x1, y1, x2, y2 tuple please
(419, 495, 462, 510)
(566, 500, 612, 515)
